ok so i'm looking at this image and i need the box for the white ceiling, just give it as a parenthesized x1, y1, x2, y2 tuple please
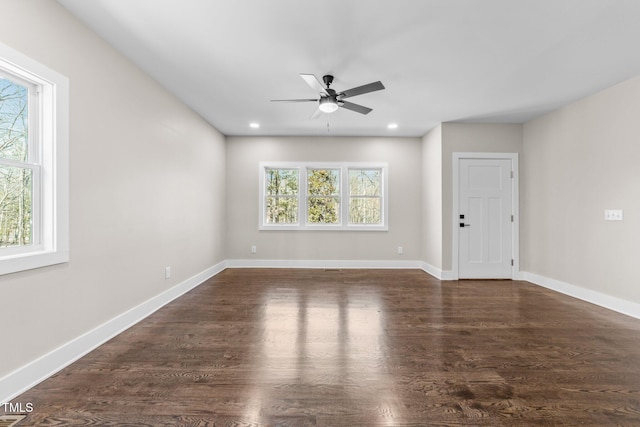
(58, 0, 640, 137)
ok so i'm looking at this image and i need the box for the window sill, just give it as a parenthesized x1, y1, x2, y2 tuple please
(259, 224, 388, 231)
(0, 249, 69, 275)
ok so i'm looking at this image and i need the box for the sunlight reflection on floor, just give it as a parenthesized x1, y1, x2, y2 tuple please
(246, 285, 400, 422)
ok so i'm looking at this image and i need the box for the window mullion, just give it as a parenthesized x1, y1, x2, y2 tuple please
(342, 166, 349, 228)
(300, 166, 307, 226)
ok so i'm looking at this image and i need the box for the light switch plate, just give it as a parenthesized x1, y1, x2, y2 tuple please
(604, 209, 624, 221)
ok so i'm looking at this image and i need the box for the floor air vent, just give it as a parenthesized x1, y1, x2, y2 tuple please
(0, 415, 26, 427)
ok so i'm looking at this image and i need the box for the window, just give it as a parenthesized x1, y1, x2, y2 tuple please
(349, 168, 382, 225)
(307, 168, 340, 225)
(259, 162, 388, 231)
(0, 76, 33, 248)
(0, 42, 69, 275)
(265, 168, 298, 224)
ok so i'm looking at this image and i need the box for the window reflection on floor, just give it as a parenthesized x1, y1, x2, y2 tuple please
(248, 285, 399, 422)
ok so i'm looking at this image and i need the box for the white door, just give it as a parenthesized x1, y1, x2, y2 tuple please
(458, 158, 513, 279)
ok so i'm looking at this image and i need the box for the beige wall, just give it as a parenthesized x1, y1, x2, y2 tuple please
(441, 123, 523, 271)
(522, 75, 640, 303)
(421, 125, 443, 269)
(0, 1, 226, 379)
(225, 136, 422, 261)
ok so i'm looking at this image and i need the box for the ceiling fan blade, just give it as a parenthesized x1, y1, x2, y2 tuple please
(338, 81, 385, 99)
(309, 107, 323, 119)
(271, 98, 318, 102)
(339, 101, 372, 115)
(301, 74, 329, 95)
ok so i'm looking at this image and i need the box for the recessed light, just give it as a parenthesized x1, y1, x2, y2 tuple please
(250, 122, 260, 129)
(387, 123, 398, 129)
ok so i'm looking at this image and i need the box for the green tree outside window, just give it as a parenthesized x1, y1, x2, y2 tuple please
(265, 168, 298, 223)
(307, 169, 340, 224)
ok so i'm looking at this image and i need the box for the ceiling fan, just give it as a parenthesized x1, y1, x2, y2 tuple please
(271, 74, 385, 118)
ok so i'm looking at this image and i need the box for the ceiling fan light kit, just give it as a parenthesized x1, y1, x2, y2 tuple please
(272, 73, 385, 118)
(319, 97, 339, 113)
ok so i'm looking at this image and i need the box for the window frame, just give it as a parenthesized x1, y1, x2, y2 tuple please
(259, 162, 388, 231)
(0, 42, 69, 275)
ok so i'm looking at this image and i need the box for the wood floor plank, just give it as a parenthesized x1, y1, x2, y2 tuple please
(10, 269, 640, 426)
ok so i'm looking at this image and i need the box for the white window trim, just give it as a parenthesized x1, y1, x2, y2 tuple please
(0, 42, 69, 275)
(259, 161, 388, 231)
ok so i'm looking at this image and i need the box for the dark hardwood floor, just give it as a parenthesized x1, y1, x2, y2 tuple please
(12, 268, 640, 426)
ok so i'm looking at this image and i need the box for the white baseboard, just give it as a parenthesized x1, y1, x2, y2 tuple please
(0, 260, 227, 403)
(419, 261, 455, 280)
(521, 271, 640, 320)
(227, 258, 460, 281)
(513, 271, 527, 281)
(226, 259, 423, 269)
(440, 270, 456, 280)
(226, 259, 458, 280)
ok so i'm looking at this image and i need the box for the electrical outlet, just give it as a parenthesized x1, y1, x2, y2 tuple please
(251, 245, 257, 254)
(165, 266, 171, 279)
(397, 246, 403, 255)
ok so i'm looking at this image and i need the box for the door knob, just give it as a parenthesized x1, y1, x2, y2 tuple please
(459, 223, 471, 228)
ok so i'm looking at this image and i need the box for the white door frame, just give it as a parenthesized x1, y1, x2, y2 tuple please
(452, 152, 520, 280)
